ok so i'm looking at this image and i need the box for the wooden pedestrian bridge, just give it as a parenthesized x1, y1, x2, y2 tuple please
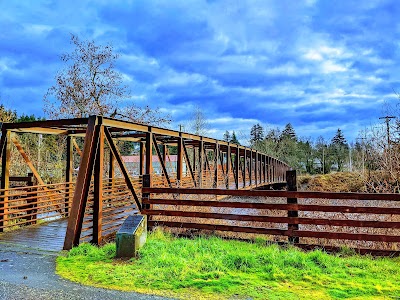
(0, 115, 290, 251)
(0, 116, 399, 255)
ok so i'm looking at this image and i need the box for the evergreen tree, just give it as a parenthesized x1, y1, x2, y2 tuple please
(223, 130, 231, 142)
(331, 128, 347, 145)
(230, 131, 240, 145)
(330, 129, 349, 171)
(17, 114, 46, 122)
(250, 123, 264, 144)
(281, 123, 296, 140)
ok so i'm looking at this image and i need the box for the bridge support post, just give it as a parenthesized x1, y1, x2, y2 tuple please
(26, 173, 37, 225)
(199, 139, 203, 187)
(286, 170, 299, 244)
(65, 135, 73, 215)
(243, 149, 246, 188)
(145, 130, 153, 175)
(177, 136, 183, 184)
(0, 129, 11, 232)
(226, 145, 230, 189)
(213, 143, 219, 188)
(255, 151, 258, 186)
(234, 146, 239, 189)
(92, 125, 104, 246)
(142, 174, 152, 231)
(64, 116, 100, 250)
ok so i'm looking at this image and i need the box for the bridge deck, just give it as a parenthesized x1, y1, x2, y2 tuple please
(0, 219, 67, 252)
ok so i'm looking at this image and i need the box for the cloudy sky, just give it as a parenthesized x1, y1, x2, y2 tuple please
(1, 0, 399, 143)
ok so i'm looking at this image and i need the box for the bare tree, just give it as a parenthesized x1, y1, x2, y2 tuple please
(44, 34, 170, 125)
(188, 106, 209, 135)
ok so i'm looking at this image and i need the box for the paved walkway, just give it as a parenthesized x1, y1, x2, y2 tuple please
(0, 222, 173, 300)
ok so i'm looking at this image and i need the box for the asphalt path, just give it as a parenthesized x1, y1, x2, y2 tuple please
(0, 243, 173, 300)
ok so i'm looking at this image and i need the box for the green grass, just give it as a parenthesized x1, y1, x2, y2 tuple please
(56, 229, 400, 299)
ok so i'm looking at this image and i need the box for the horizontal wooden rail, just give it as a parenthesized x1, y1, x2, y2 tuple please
(142, 185, 400, 253)
(142, 209, 400, 229)
(142, 187, 400, 201)
(143, 198, 400, 214)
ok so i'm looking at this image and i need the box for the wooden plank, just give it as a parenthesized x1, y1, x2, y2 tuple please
(295, 230, 400, 243)
(142, 198, 400, 214)
(3, 117, 89, 130)
(64, 116, 100, 250)
(142, 209, 400, 228)
(9, 176, 33, 182)
(142, 187, 400, 201)
(92, 125, 104, 245)
(11, 127, 68, 135)
(153, 135, 172, 187)
(104, 127, 141, 212)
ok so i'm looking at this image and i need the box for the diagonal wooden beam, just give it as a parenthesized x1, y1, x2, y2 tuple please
(104, 127, 141, 211)
(152, 135, 172, 188)
(182, 140, 197, 187)
(11, 135, 46, 186)
(11, 135, 63, 212)
(64, 116, 100, 250)
(72, 138, 83, 157)
(219, 150, 225, 177)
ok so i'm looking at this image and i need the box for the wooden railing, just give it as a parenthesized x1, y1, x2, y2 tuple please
(0, 182, 74, 231)
(142, 187, 400, 256)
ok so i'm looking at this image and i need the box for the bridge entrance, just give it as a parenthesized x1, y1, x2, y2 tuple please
(0, 116, 289, 251)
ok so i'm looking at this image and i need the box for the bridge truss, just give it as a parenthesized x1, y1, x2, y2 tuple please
(0, 115, 289, 250)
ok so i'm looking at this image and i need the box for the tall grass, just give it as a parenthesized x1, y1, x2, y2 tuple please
(57, 229, 400, 300)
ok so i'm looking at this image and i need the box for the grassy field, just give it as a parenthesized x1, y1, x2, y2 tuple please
(56, 229, 400, 300)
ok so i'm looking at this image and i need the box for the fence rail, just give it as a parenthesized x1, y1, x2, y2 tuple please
(142, 184, 400, 255)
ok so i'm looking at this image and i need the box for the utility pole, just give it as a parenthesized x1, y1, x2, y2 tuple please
(379, 116, 395, 147)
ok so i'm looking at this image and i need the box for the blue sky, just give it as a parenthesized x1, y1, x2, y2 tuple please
(1, 0, 399, 143)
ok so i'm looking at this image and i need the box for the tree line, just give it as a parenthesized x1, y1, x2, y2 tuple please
(243, 122, 361, 175)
